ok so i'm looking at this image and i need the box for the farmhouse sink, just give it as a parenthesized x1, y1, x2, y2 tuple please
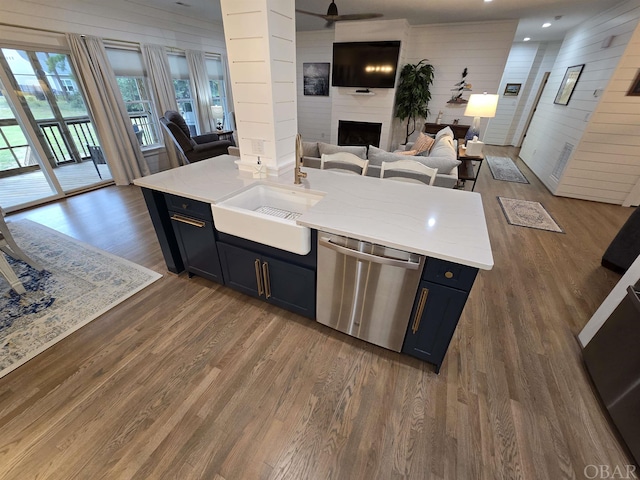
(211, 183, 325, 255)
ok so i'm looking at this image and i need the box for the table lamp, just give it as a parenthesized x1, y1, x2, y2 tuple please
(211, 105, 224, 130)
(463, 93, 499, 141)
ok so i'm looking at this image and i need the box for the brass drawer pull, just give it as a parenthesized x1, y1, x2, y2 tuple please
(445, 271, 454, 279)
(170, 214, 205, 228)
(255, 259, 264, 296)
(262, 262, 271, 299)
(412, 287, 429, 334)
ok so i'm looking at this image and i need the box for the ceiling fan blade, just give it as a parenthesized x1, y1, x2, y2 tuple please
(333, 13, 384, 21)
(295, 9, 330, 20)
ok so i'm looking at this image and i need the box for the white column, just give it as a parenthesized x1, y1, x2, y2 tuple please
(221, 0, 297, 176)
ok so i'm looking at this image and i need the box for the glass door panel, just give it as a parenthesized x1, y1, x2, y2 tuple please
(0, 88, 57, 209)
(1, 48, 112, 194)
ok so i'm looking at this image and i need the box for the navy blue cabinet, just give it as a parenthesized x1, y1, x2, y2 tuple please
(218, 242, 316, 318)
(166, 194, 224, 284)
(403, 258, 478, 373)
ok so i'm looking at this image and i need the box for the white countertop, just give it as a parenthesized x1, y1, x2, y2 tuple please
(134, 155, 494, 270)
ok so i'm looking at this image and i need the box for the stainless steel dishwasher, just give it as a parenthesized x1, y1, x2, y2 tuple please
(316, 232, 425, 352)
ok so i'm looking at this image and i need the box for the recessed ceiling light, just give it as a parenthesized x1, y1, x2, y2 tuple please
(524, 37, 531, 41)
(542, 22, 552, 28)
(484, 0, 493, 2)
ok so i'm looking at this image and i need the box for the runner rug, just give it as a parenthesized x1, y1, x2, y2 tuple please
(498, 197, 564, 233)
(486, 156, 529, 184)
(0, 219, 162, 378)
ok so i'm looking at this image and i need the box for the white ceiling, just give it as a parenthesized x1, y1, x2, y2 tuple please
(128, 0, 618, 43)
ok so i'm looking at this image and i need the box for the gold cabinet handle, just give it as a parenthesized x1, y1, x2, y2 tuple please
(445, 271, 454, 279)
(262, 262, 271, 299)
(412, 287, 429, 334)
(255, 259, 264, 296)
(170, 214, 205, 228)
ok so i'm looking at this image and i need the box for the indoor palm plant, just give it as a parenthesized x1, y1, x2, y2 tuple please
(395, 59, 435, 144)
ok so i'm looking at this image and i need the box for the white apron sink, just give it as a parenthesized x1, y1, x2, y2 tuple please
(211, 183, 325, 255)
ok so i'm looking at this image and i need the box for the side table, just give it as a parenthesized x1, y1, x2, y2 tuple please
(216, 130, 236, 146)
(457, 146, 484, 192)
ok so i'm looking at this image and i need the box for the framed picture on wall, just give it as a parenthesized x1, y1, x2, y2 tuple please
(626, 69, 640, 96)
(504, 83, 521, 96)
(554, 64, 584, 105)
(303, 63, 330, 96)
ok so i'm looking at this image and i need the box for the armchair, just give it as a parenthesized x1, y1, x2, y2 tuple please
(160, 110, 232, 163)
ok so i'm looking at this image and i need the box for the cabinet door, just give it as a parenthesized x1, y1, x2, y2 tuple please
(403, 281, 469, 372)
(170, 213, 223, 284)
(262, 255, 316, 319)
(217, 242, 262, 298)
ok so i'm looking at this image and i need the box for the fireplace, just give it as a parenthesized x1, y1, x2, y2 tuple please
(338, 120, 382, 148)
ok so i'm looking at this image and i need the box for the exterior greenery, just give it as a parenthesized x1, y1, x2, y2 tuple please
(395, 60, 435, 144)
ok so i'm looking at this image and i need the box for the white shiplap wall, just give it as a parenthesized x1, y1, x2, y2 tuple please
(331, 19, 410, 151)
(222, 0, 297, 172)
(483, 42, 540, 146)
(0, 0, 226, 52)
(403, 20, 518, 148)
(296, 30, 334, 143)
(519, 0, 640, 205)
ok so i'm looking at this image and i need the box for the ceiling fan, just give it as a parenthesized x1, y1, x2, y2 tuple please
(296, 1, 383, 28)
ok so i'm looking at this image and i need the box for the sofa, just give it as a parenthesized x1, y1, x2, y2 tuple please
(301, 127, 460, 188)
(227, 126, 461, 188)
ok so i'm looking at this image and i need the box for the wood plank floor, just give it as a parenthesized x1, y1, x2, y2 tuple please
(0, 146, 635, 479)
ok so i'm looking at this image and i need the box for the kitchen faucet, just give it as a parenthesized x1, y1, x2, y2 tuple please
(294, 133, 307, 185)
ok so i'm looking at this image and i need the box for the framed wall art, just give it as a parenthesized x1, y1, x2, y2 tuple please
(626, 69, 640, 96)
(504, 83, 521, 96)
(303, 62, 330, 96)
(554, 64, 584, 105)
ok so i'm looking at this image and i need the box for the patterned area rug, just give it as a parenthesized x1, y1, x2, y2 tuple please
(486, 156, 529, 184)
(0, 220, 162, 378)
(498, 197, 564, 233)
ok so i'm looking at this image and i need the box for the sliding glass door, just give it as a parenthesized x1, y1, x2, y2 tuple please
(0, 47, 111, 210)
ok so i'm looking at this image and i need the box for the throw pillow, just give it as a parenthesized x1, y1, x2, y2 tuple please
(435, 126, 454, 142)
(367, 145, 406, 166)
(412, 132, 435, 154)
(430, 136, 456, 159)
(318, 142, 367, 159)
(302, 141, 319, 158)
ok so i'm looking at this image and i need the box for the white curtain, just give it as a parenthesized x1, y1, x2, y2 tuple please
(186, 50, 215, 133)
(66, 34, 150, 184)
(141, 44, 181, 168)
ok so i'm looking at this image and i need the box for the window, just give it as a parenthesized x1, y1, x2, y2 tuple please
(206, 55, 229, 129)
(106, 47, 161, 148)
(168, 54, 198, 135)
(60, 78, 76, 93)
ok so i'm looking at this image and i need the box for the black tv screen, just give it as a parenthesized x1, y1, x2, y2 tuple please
(331, 41, 401, 89)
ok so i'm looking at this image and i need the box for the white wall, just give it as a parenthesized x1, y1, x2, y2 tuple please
(0, 0, 226, 51)
(295, 19, 517, 151)
(519, 0, 640, 204)
(296, 30, 334, 143)
(483, 41, 561, 147)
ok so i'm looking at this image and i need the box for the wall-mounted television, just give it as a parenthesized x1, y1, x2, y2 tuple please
(331, 41, 401, 89)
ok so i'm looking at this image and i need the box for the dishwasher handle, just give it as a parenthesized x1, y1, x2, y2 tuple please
(319, 236, 421, 270)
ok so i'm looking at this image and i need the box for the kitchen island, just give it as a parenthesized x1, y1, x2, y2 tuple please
(134, 155, 493, 372)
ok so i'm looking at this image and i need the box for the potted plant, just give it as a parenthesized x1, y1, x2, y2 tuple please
(395, 60, 435, 144)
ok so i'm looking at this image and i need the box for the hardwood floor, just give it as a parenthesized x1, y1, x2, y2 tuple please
(0, 148, 635, 480)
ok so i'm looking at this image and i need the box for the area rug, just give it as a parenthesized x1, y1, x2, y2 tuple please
(497, 197, 564, 233)
(486, 156, 529, 184)
(0, 220, 162, 378)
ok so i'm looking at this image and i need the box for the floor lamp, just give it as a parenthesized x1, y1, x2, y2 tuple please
(211, 105, 224, 131)
(463, 93, 499, 142)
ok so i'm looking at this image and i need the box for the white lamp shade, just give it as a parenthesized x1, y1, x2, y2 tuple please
(464, 93, 499, 118)
(211, 105, 224, 117)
